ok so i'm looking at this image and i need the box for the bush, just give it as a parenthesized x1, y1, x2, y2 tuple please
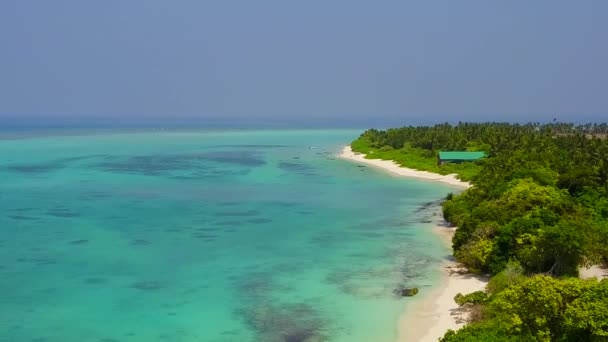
(487, 261, 525, 294)
(441, 319, 527, 341)
(444, 277, 607, 341)
(454, 291, 489, 306)
(455, 237, 494, 273)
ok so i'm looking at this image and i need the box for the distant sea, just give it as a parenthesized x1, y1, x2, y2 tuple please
(0, 129, 455, 342)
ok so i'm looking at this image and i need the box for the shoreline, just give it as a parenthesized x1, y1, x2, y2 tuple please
(338, 145, 488, 342)
(338, 146, 471, 189)
(396, 223, 488, 342)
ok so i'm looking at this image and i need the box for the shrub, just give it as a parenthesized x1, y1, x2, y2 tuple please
(487, 261, 525, 294)
(454, 291, 489, 306)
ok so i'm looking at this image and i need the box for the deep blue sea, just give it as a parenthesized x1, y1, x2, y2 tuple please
(0, 129, 455, 342)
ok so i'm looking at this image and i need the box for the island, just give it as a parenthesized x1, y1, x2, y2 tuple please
(344, 122, 608, 341)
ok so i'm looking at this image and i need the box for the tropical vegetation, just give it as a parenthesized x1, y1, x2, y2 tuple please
(351, 122, 608, 341)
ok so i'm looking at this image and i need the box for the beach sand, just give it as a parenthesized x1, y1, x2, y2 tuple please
(339, 145, 488, 342)
(339, 146, 471, 188)
(580, 265, 608, 280)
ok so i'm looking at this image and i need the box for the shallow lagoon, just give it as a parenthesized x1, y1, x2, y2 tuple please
(0, 130, 454, 342)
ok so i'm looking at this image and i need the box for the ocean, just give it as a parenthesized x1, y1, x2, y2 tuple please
(0, 129, 455, 342)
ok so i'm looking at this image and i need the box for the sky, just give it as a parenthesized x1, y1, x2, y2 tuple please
(1, 1, 607, 127)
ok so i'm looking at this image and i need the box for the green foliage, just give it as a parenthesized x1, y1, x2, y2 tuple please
(455, 236, 495, 273)
(563, 279, 608, 339)
(487, 260, 525, 294)
(443, 148, 603, 276)
(578, 187, 608, 219)
(487, 276, 602, 341)
(441, 319, 529, 341)
(444, 277, 608, 342)
(488, 276, 571, 340)
(454, 291, 489, 306)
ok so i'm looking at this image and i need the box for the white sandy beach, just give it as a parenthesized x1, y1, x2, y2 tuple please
(580, 265, 608, 280)
(339, 146, 471, 188)
(339, 145, 487, 342)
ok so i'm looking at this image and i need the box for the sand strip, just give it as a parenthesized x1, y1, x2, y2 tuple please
(580, 265, 608, 280)
(339, 146, 470, 188)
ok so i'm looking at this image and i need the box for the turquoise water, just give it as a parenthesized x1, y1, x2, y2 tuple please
(0, 130, 454, 342)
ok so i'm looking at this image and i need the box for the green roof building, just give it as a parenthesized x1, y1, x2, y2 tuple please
(438, 151, 486, 165)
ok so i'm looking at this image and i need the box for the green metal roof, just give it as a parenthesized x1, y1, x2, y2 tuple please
(439, 151, 486, 160)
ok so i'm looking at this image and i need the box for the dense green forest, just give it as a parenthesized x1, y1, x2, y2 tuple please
(351, 122, 608, 341)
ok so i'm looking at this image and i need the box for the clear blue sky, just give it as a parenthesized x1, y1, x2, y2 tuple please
(1, 1, 607, 127)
